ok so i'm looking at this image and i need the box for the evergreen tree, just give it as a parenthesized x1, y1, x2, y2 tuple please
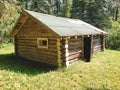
(0, 0, 19, 43)
(71, 0, 111, 29)
(63, 0, 72, 18)
(107, 0, 119, 21)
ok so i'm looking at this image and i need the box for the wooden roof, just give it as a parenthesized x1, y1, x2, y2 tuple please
(10, 10, 107, 37)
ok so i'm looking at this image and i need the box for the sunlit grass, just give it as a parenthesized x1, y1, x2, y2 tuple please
(0, 44, 120, 90)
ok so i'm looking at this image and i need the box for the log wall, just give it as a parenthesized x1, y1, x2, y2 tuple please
(60, 37, 83, 67)
(16, 37, 58, 66)
(15, 16, 59, 66)
(92, 35, 104, 53)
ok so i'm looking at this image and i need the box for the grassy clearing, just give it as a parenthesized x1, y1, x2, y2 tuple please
(0, 44, 120, 90)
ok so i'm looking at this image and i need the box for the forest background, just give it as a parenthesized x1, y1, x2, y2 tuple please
(0, 0, 120, 50)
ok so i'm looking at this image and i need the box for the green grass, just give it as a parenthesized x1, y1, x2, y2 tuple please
(0, 44, 120, 90)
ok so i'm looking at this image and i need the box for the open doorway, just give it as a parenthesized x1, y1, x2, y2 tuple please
(84, 37, 91, 62)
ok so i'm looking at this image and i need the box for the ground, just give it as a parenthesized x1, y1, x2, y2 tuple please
(0, 44, 120, 90)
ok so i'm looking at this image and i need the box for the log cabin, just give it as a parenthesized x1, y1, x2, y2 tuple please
(10, 10, 107, 67)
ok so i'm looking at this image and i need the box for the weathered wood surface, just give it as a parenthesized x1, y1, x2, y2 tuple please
(17, 16, 57, 38)
(57, 38, 63, 66)
(14, 36, 18, 56)
(92, 36, 103, 53)
(93, 45, 102, 53)
(10, 12, 29, 37)
(61, 37, 83, 66)
(16, 37, 58, 66)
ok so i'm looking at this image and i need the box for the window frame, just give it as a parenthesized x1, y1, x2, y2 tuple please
(37, 38, 48, 49)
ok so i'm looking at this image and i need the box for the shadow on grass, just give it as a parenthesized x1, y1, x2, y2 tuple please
(0, 53, 57, 76)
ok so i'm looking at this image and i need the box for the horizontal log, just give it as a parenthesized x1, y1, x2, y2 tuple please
(31, 56, 57, 63)
(61, 53, 81, 61)
(59, 51, 82, 58)
(19, 55, 58, 66)
(67, 53, 80, 60)
(17, 37, 57, 42)
(68, 43, 82, 48)
(58, 48, 82, 53)
(61, 44, 82, 50)
(17, 43, 58, 48)
(18, 46, 58, 52)
(68, 50, 82, 56)
(17, 42, 37, 45)
(18, 45, 37, 49)
(19, 52, 58, 60)
(16, 34, 57, 38)
(62, 41, 82, 46)
(17, 42, 37, 47)
(18, 48, 37, 52)
(18, 47, 58, 54)
(49, 41, 57, 44)
(38, 48, 58, 52)
(68, 46, 82, 50)
(93, 45, 101, 48)
(17, 40, 36, 43)
(93, 48, 101, 51)
(17, 38, 36, 41)
(17, 42, 37, 46)
(93, 49, 101, 53)
(19, 49, 58, 56)
(62, 58, 79, 65)
(48, 45, 57, 49)
(68, 41, 82, 46)
(69, 59, 79, 64)
(36, 51, 57, 56)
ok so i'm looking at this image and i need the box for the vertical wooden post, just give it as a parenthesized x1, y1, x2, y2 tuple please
(57, 38, 62, 66)
(91, 35, 94, 55)
(101, 35, 105, 51)
(14, 36, 18, 57)
(81, 35, 84, 58)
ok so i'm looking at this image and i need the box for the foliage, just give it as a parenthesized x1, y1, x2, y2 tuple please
(63, 0, 73, 18)
(107, 0, 119, 21)
(106, 19, 120, 50)
(17, 0, 61, 15)
(105, 2, 120, 51)
(0, 0, 20, 44)
(17, 0, 73, 18)
(71, 0, 111, 29)
(0, 45, 120, 90)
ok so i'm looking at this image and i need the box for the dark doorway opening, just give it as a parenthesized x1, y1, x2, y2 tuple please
(84, 37, 91, 62)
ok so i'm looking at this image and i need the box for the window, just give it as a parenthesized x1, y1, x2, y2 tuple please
(37, 38, 48, 48)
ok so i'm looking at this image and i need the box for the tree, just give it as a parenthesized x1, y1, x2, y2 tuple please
(62, 0, 72, 18)
(107, 0, 119, 21)
(0, 0, 19, 44)
(71, 0, 86, 19)
(71, 0, 111, 29)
